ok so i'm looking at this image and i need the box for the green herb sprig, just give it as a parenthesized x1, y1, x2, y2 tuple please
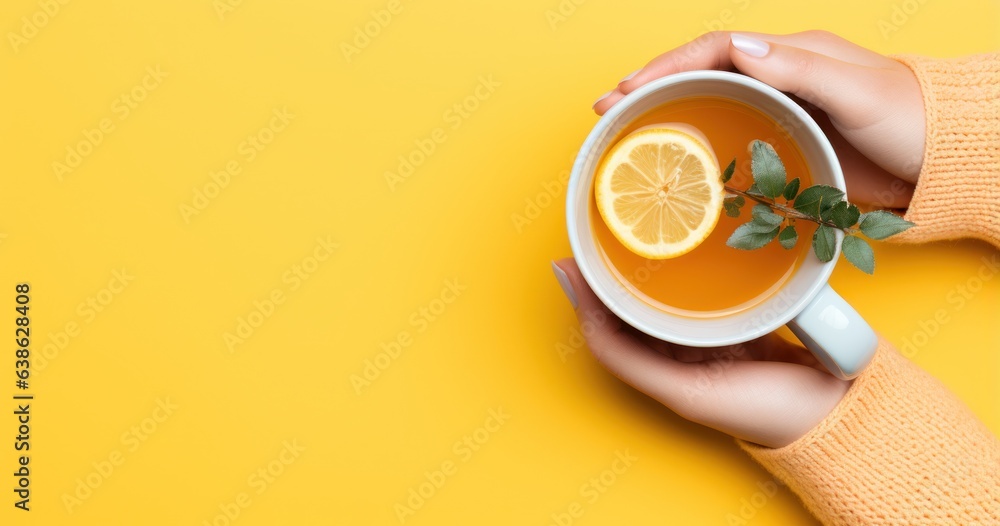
(720, 140, 914, 274)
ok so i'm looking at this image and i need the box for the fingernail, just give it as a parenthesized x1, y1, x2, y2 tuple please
(731, 34, 769, 58)
(551, 261, 578, 309)
(620, 69, 640, 83)
(592, 90, 612, 109)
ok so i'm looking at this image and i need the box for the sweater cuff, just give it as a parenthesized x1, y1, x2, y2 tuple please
(738, 339, 1000, 524)
(889, 53, 1000, 246)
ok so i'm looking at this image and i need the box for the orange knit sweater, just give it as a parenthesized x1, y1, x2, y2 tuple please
(740, 53, 1000, 524)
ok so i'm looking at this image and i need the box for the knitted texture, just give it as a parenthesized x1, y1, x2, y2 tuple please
(740, 340, 1000, 524)
(890, 53, 1000, 246)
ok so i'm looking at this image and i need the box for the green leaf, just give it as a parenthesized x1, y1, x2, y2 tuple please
(751, 204, 784, 227)
(724, 204, 741, 217)
(727, 223, 780, 250)
(723, 195, 746, 217)
(793, 185, 845, 219)
(858, 211, 915, 240)
(750, 141, 787, 199)
(778, 225, 798, 249)
(846, 204, 861, 227)
(842, 235, 875, 274)
(828, 201, 861, 229)
(724, 195, 745, 207)
(746, 184, 763, 196)
(782, 177, 800, 201)
(812, 225, 837, 262)
(721, 158, 736, 183)
(746, 219, 781, 233)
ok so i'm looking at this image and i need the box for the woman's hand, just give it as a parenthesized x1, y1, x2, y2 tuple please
(594, 31, 924, 209)
(552, 258, 851, 448)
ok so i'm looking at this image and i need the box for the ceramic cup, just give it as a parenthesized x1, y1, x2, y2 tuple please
(566, 70, 877, 380)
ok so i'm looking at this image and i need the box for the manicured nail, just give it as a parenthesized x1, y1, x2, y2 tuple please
(592, 90, 612, 108)
(551, 261, 578, 309)
(731, 34, 769, 58)
(620, 69, 640, 83)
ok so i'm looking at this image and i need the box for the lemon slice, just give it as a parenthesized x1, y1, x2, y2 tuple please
(595, 124, 724, 259)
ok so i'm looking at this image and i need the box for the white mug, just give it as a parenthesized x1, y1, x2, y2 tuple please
(566, 71, 877, 380)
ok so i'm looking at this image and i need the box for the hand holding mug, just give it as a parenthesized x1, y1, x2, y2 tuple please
(556, 31, 928, 446)
(553, 259, 850, 448)
(596, 31, 925, 208)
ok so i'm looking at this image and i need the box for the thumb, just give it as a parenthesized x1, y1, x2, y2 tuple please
(728, 33, 880, 126)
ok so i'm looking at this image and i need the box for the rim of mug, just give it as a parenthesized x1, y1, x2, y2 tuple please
(566, 70, 845, 347)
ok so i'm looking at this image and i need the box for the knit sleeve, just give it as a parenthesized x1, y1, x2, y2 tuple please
(739, 339, 1000, 524)
(889, 53, 1000, 246)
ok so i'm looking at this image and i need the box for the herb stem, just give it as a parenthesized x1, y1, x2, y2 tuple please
(723, 185, 849, 231)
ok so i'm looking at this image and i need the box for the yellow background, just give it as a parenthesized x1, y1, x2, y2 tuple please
(1, 0, 997, 524)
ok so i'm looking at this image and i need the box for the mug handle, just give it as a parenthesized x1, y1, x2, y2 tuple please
(787, 285, 878, 380)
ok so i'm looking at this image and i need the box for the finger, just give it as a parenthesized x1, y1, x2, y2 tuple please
(728, 36, 884, 124)
(650, 340, 752, 363)
(749, 333, 821, 370)
(593, 89, 625, 115)
(665, 333, 819, 368)
(751, 30, 890, 68)
(554, 259, 822, 369)
(618, 32, 736, 92)
(594, 32, 736, 115)
(742, 333, 806, 363)
(554, 258, 749, 364)
(553, 258, 699, 405)
(614, 31, 890, 98)
(554, 258, 850, 447)
(634, 332, 682, 360)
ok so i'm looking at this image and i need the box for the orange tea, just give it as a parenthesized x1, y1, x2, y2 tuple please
(590, 96, 817, 316)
